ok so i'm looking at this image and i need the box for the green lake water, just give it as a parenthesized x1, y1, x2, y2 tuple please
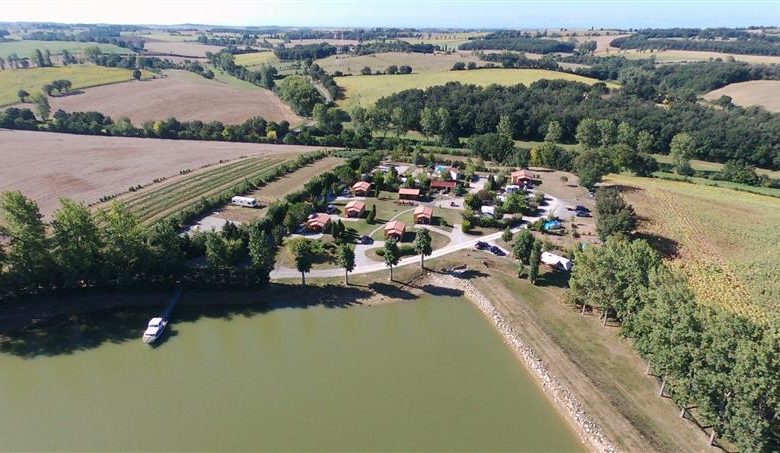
(0, 294, 582, 451)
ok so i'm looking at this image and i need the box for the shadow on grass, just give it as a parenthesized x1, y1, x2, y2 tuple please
(636, 232, 680, 258)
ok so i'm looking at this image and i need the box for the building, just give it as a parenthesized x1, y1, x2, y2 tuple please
(511, 169, 534, 186)
(430, 180, 457, 193)
(384, 220, 407, 240)
(352, 181, 372, 196)
(413, 205, 433, 224)
(306, 213, 331, 232)
(345, 200, 366, 218)
(541, 252, 573, 271)
(480, 205, 496, 218)
(398, 187, 420, 201)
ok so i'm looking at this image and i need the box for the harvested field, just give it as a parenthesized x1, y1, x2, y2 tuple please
(605, 174, 780, 324)
(0, 64, 147, 106)
(315, 51, 483, 75)
(47, 70, 302, 125)
(615, 48, 780, 64)
(0, 130, 330, 217)
(401, 32, 487, 48)
(702, 80, 780, 112)
(286, 38, 359, 47)
(142, 40, 224, 57)
(335, 68, 616, 108)
(652, 153, 780, 179)
(575, 33, 631, 53)
(217, 157, 344, 223)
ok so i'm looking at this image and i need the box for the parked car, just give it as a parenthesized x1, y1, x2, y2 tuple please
(360, 235, 373, 245)
(326, 204, 339, 214)
(474, 241, 489, 250)
(575, 205, 590, 213)
(575, 210, 591, 217)
(489, 245, 506, 256)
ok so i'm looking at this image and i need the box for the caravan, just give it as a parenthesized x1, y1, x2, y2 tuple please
(231, 196, 258, 208)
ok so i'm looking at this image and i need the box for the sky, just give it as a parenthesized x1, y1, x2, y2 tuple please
(1, 0, 778, 29)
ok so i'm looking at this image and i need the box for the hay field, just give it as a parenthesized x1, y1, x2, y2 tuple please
(335, 68, 616, 108)
(143, 40, 224, 57)
(606, 173, 780, 324)
(652, 153, 780, 179)
(234, 51, 280, 68)
(0, 65, 145, 106)
(0, 130, 330, 217)
(47, 70, 301, 125)
(0, 40, 132, 59)
(614, 48, 780, 64)
(315, 51, 482, 75)
(702, 80, 780, 112)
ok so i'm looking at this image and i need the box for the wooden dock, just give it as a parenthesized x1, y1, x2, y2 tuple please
(161, 288, 182, 321)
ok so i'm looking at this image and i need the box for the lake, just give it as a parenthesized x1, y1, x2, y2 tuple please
(0, 294, 582, 451)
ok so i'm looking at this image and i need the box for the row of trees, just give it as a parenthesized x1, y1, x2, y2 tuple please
(611, 33, 780, 56)
(459, 35, 575, 53)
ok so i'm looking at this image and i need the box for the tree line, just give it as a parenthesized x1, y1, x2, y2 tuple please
(611, 33, 780, 56)
(460, 35, 575, 54)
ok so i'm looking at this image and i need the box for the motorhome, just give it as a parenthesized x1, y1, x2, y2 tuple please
(231, 196, 258, 208)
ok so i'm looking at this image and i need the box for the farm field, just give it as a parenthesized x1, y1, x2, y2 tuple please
(46, 69, 302, 125)
(0, 40, 133, 59)
(335, 68, 615, 108)
(571, 33, 631, 53)
(143, 40, 224, 57)
(400, 32, 487, 49)
(702, 80, 780, 112)
(605, 173, 780, 324)
(0, 64, 146, 106)
(614, 48, 780, 64)
(652, 153, 780, 179)
(0, 130, 329, 217)
(315, 51, 483, 75)
(234, 51, 280, 68)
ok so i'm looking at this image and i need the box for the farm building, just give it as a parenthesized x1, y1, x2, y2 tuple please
(511, 169, 534, 186)
(345, 200, 366, 218)
(430, 180, 457, 193)
(384, 220, 407, 240)
(541, 252, 573, 271)
(398, 187, 420, 201)
(306, 213, 332, 232)
(413, 205, 433, 224)
(352, 181, 372, 196)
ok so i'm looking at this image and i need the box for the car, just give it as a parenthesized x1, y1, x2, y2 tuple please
(360, 235, 373, 245)
(575, 205, 590, 213)
(489, 245, 506, 256)
(326, 205, 339, 214)
(575, 210, 591, 217)
(474, 241, 489, 250)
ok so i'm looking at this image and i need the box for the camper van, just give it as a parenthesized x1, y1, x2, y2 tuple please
(231, 196, 258, 208)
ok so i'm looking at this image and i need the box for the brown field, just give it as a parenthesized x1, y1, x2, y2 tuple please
(702, 80, 780, 112)
(0, 130, 330, 217)
(217, 156, 345, 223)
(615, 48, 780, 64)
(143, 40, 224, 57)
(315, 51, 483, 74)
(286, 38, 359, 47)
(574, 33, 631, 53)
(47, 70, 302, 125)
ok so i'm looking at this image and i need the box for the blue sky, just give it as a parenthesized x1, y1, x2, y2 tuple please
(3, 1, 778, 28)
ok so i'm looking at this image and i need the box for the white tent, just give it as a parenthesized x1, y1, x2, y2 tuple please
(541, 251, 573, 271)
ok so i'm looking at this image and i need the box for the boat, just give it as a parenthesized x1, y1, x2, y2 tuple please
(142, 317, 168, 344)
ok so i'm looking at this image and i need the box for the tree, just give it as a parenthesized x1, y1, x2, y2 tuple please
(513, 229, 535, 264)
(248, 228, 275, 285)
(420, 106, 438, 138)
(575, 118, 600, 149)
(17, 90, 29, 103)
(617, 122, 635, 147)
(383, 238, 400, 281)
(596, 119, 617, 147)
(32, 93, 50, 120)
(595, 187, 636, 241)
(43, 49, 52, 67)
(670, 133, 695, 175)
(544, 120, 562, 143)
(98, 202, 147, 287)
(360, 66, 372, 75)
(451, 61, 466, 70)
(33, 49, 45, 67)
(528, 241, 542, 284)
(502, 227, 513, 243)
(132, 68, 142, 80)
(636, 130, 654, 154)
(292, 238, 313, 286)
(398, 65, 412, 74)
(0, 191, 52, 288)
(497, 115, 513, 140)
(276, 75, 324, 116)
(366, 204, 377, 223)
(337, 243, 356, 285)
(51, 198, 102, 288)
(414, 228, 433, 269)
(574, 149, 613, 190)
(386, 65, 398, 74)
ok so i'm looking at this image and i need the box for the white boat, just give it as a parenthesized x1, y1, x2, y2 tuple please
(142, 317, 168, 344)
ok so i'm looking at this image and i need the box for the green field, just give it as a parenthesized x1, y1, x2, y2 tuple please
(652, 154, 780, 179)
(335, 69, 617, 108)
(234, 51, 280, 68)
(400, 32, 487, 49)
(0, 65, 147, 106)
(117, 156, 291, 224)
(0, 40, 133, 59)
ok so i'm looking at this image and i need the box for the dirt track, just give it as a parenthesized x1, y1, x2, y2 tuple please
(0, 130, 330, 217)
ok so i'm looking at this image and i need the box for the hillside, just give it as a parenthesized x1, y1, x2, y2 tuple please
(703, 80, 780, 112)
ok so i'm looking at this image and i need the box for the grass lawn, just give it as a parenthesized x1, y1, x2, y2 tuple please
(335, 68, 619, 108)
(652, 171, 780, 198)
(366, 228, 451, 261)
(234, 51, 280, 68)
(277, 235, 342, 270)
(0, 64, 151, 106)
(315, 51, 483, 75)
(0, 40, 133, 59)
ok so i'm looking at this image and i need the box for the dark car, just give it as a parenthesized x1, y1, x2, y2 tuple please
(360, 235, 373, 245)
(575, 205, 590, 213)
(489, 245, 506, 256)
(474, 241, 489, 250)
(575, 209, 591, 217)
(326, 205, 339, 214)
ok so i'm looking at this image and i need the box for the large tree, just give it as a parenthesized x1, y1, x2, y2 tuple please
(51, 198, 102, 288)
(414, 228, 432, 269)
(513, 229, 535, 264)
(98, 202, 147, 286)
(248, 227, 276, 285)
(292, 238, 313, 286)
(670, 133, 695, 175)
(0, 191, 52, 288)
(574, 149, 613, 190)
(383, 238, 400, 281)
(595, 187, 636, 241)
(528, 241, 542, 285)
(337, 243, 355, 285)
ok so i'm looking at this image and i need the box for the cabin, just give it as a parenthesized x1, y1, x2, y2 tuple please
(413, 205, 433, 224)
(352, 181, 372, 196)
(541, 251, 573, 271)
(480, 205, 496, 218)
(398, 187, 420, 201)
(511, 169, 534, 186)
(430, 180, 457, 193)
(345, 200, 365, 218)
(306, 213, 331, 232)
(384, 220, 407, 240)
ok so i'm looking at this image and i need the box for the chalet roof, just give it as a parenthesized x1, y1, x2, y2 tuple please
(307, 213, 331, 229)
(352, 181, 371, 191)
(398, 188, 420, 196)
(414, 205, 433, 218)
(384, 220, 407, 236)
(345, 200, 366, 211)
(511, 169, 533, 179)
(430, 180, 457, 188)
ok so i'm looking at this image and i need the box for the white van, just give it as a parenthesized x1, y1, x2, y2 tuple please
(231, 196, 258, 208)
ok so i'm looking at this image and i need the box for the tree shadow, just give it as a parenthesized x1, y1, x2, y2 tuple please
(636, 232, 680, 258)
(535, 270, 571, 288)
(367, 282, 417, 300)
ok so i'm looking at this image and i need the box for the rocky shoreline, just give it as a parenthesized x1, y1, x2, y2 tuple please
(429, 273, 618, 453)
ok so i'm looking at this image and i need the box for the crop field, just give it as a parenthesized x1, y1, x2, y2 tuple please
(615, 48, 780, 64)
(702, 80, 780, 112)
(47, 69, 302, 125)
(0, 40, 133, 59)
(143, 41, 224, 57)
(606, 173, 780, 324)
(400, 32, 487, 48)
(335, 68, 616, 108)
(114, 156, 296, 224)
(234, 51, 280, 68)
(652, 154, 780, 179)
(315, 51, 483, 75)
(0, 130, 328, 217)
(0, 64, 145, 106)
